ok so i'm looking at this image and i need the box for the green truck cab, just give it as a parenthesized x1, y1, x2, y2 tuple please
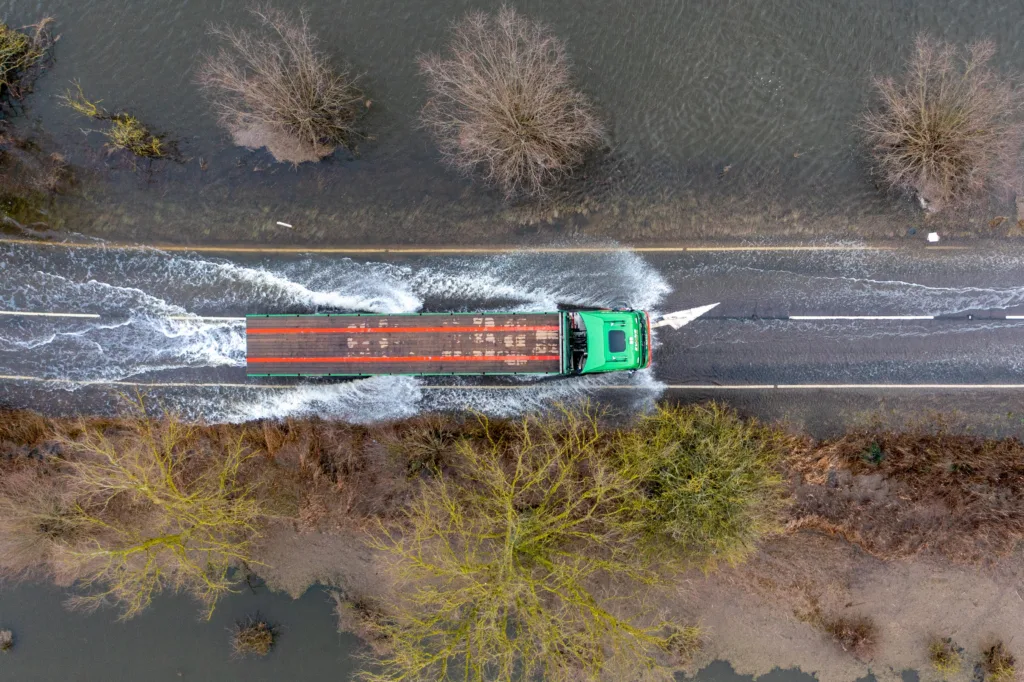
(567, 310, 651, 374)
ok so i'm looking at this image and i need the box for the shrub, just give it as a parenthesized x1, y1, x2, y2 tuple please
(984, 642, 1017, 682)
(54, 415, 267, 619)
(59, 84, 167, 159)
(419, 6, 603, 199)
(617, 403, 792, 569)
(197, 5, 365, 164)
(823, 615, 876, 658)
(0, 465, 86, 581)
(363, 407, 695, 682)
(862, 36, 1024, 212)
(231, 615, 277, 657)
(929, 637, 963, 676)
(0, 18, 54, 101)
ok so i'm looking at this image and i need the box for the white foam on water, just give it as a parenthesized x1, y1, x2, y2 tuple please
(419, 370, 666, 417)
(212, 376, 424, 424)
(1, 242, 674, 419)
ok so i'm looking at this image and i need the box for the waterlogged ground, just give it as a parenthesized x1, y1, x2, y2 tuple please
(2, 0, 1024, 678)
(2, 0, 1024, 243)
(0, 582, 834, 682)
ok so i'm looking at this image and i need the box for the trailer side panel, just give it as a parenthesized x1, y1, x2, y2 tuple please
(246, 313, 564, 376)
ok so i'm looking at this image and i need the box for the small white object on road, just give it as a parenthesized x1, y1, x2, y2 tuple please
(276, 221, 293, 228)
(927, 232, 940, 242)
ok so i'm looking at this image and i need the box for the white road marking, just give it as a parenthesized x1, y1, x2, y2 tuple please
(789, 315, 935, 321)
(0, 311, 102, 319)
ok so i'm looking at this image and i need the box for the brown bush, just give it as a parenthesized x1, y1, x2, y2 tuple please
(0, 463, 85, 582)
(197, 5, 365, 164)
(231, 615, 277, 657)
(823, 615, 876, 658)
(984, 642, 1017, 682)
(789, 427, 1024, 562)
(419, 6, 603, 199)
(862, 36, 1024, 212)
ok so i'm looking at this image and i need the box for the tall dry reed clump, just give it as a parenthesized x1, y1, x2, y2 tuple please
(862, 36, 1024, 213)
(419, 6, 603, 199)
(197, 5, 365, 165)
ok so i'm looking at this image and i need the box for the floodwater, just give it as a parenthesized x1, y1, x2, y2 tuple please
(3, 0, 1024, 243)
(3, 0, 1024, 678)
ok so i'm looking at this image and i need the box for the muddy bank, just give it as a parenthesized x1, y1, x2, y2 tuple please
(18, 151, 1020, 247)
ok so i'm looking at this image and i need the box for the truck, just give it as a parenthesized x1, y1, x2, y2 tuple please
(245, 305, 717, 378)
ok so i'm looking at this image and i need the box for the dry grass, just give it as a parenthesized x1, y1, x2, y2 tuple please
(197, 5, 365, 164)
(419, 6, 603, 199)
(822, 615, 876, 659)
(0, 18, 54, 101)
(59, 84, 167, 159)
(231, 614, 277, 657)
(789, 426, 1024, 562)
(984, 642, 1018, 682)
(862, 36, 1024, 212)
(929, 637, 964, 676)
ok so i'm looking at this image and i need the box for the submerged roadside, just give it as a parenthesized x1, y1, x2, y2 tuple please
(0, 405, 1022, 681)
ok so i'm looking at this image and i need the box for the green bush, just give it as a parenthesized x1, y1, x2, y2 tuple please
(363, 407, 697, 682)
(618, 403, 791, 569)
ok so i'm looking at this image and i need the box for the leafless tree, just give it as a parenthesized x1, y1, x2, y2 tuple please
(862, 36, 1024, 212)
(419, 6, 603, 199)
(197, 5, 365, 164)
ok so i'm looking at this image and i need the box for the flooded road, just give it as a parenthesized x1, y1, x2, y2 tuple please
(1, 241, 1023, 435)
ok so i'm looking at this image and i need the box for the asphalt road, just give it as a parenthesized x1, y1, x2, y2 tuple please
(2, 240, 1023, 435)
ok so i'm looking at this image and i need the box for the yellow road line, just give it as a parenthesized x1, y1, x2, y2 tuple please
(0, 237, 895, 255)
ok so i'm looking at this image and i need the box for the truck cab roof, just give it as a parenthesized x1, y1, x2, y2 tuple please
(576, 311, 647, 374)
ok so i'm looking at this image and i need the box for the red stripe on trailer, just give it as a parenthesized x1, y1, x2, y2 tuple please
(247, 354, 561, 364)
(247, 325, 561, 335)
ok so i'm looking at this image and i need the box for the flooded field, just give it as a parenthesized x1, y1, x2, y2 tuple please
(3, 0, 1024, 679)
(3, 0, 1023, 244)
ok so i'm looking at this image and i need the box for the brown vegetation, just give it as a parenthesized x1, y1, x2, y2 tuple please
(419, 6, 603, 199)
(862, 36, 1024, 213)
(0, 411, 271, 619)
(231, 614, 277, 657)
(0, 629, 12, 652)
(59, 84, 168, 159)
(984, 642, 1018, 682)
(0, 18, 54, 102)
(929, 637, 963, 676)
(197, 5, 365, 164)
(789, 426, 1024, 562)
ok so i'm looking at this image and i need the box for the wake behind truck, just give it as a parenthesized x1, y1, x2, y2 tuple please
(245, 305, 717, 377)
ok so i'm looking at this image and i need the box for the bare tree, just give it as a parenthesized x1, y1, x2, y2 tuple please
(197, 5, 365, 164)
(419, 6, 603, 200)
(862, 36, 1024, 212)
